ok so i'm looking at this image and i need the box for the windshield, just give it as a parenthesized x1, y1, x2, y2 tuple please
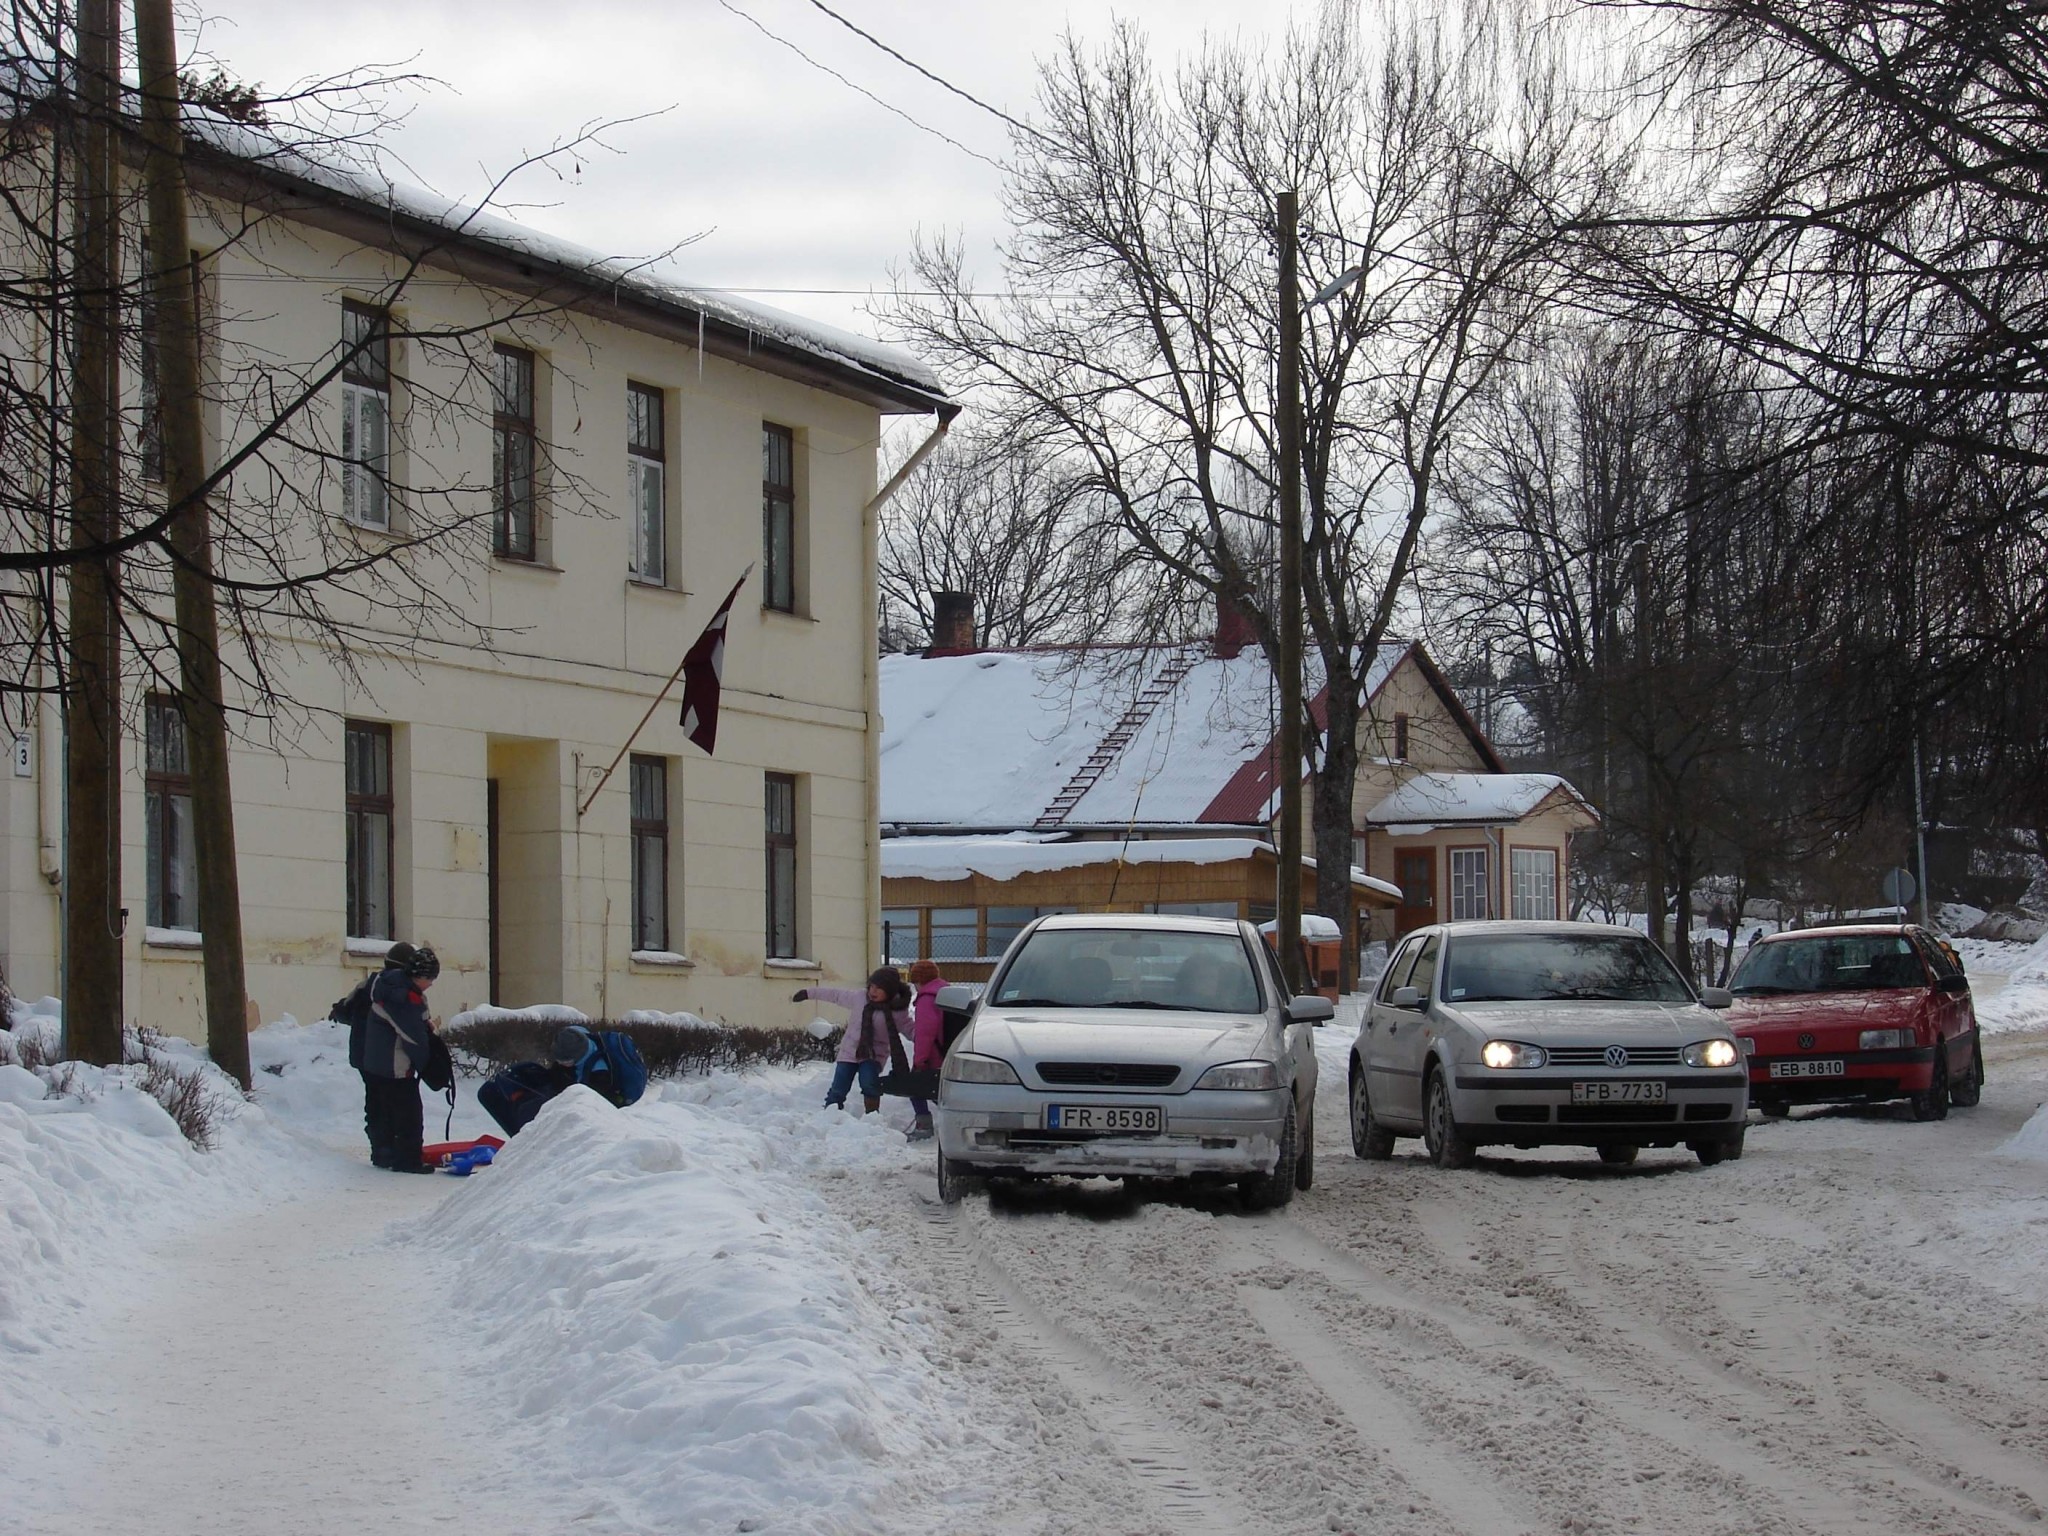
(991, 928, 1263, 1014)
(1732, 935, 1925, 996)
(1440, 932, 1695, 1005)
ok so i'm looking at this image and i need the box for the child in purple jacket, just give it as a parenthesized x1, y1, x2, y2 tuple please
(794, 966, 912, 1114)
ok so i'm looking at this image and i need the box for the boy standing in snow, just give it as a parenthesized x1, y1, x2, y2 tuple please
(795, 967, 911, 1115)
(361, 941, 442, 1173)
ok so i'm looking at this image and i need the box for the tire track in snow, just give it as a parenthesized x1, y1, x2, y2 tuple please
(903, 1192, 1252, 1536)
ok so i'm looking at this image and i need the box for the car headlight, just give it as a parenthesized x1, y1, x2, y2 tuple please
(1194, 1060, 1279, 1091)
(1740, 1035, 1756, 1056)
(1682, 1039, 1740, 1069)
(1859, 1028, 1912, 1051)
(1480, 1040, 1547, 1070)
(941, 1052, 1021, 1085)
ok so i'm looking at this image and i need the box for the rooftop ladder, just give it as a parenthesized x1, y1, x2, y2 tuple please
(1032, 648, 1204, 830)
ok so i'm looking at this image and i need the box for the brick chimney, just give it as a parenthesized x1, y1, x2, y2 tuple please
(927, 590, 976, 656)
(1213, 590, 1256, 659)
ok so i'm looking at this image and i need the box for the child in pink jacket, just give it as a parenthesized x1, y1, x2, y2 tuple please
(794, 967, 911, 1114)
(904, 959, 948, 1141)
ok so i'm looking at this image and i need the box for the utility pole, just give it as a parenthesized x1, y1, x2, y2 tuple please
(1635, 540, 1667, 960)
(1275, 190, 1305, 994)
(63, 0, 125, 1066)
(138, 0, 252, 1086)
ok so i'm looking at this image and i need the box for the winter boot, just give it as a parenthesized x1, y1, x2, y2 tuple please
(862, 1095, 883, 1116)
(905, 1113, 934, 1143)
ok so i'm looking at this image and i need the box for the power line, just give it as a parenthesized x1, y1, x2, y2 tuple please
(799, 0, 1051, 149)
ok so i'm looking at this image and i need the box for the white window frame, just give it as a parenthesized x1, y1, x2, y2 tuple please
(1510, 847, 1559, 921)
(1449, 847, 1491, 921)
(341, 382, 389, 527)
(627, 382, 666, 584)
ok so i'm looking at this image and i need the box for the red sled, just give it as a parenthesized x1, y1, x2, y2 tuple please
(422, 1135, 504, 1164)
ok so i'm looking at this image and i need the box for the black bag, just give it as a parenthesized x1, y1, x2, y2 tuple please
(478, 1062, 565, 1137)
(332, 978, 374, 1071)
(420, 1029, 455, 1093)
(877, 1067, 940, 1100)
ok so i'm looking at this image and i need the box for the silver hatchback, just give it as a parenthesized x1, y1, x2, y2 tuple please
(933, 913, 1331, 1207)
(1349, 921, 1748, 1168)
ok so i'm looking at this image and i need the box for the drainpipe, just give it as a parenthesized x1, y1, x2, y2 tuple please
(1484, 825, 1504, 920)
(36, 686, 61, 884)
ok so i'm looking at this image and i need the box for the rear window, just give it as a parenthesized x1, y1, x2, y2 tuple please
(1732, 934, 1926, 996)
(991, 928, 1263, 1013)
(1441, 932, 1694, 1005)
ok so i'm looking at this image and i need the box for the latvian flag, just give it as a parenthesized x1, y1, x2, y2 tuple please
(678, 568, 750, 755)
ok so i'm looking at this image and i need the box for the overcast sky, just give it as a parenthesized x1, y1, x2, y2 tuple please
(203, 0, 1297, 340)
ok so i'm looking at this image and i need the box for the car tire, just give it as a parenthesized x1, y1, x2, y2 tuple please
(1948, 1039, 1984, 1108)
(937, 1148, 976, 1205)
(1350, 1064, 1396, 1161)
(1909, 1051, 1951, 1122)
(1693, 1129, 1744, 1165)
(1422, 1068, 1477, 1171)
(1597, 1144, 1639, 1166)
(1294, 1102, 1316, 1192)
(1759, 1101, 1792, 1119)
(1240, 1102, 1299, 1211)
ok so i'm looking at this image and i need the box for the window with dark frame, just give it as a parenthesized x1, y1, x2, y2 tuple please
(762, 422, 795, 611)
(765, 771, 799, 958)
(144, 696, 196, 930)
(340, 300, 391, 528)
(345, 721, 395, 940)
(627, 383, 666, 584)
(1392, 713, 1410, 761)
(630, 755, 669, 953)
(493, 344, 537, 559)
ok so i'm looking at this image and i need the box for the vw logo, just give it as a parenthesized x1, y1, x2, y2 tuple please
(1604, 1045, 1629, 1070)
(1798, 1033, 1815, 1051)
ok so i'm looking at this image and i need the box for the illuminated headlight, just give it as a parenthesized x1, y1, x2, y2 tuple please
(941, 1052, 1021, 1086)
(1859, 1028, 1912, 1051)
(1195, 1060, 1279, 1091)
(1682, 1039, 1740, 1069)
(1480, 1040, 1547, 1070)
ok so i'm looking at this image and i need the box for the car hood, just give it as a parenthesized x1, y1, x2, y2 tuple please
(1729, 989, 1922, 1035)
(1443, 999, 1728, 1042)
(964, 1011, 1274, 1087)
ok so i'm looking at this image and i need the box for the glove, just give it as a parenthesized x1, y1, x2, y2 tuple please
(790, 988, 808, 1002)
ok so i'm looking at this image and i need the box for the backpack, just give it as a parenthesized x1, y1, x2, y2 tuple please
(478, 1061, 566, 1137)
(584, 1030, 648, 1108)
(332, 978, 374, 1071)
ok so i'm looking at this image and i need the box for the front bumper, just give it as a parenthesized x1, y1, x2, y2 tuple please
(934, 1082, 1288, 1179)
(1447, 1071, 1750, 1146)
(1747, 1043, 1936, 1104)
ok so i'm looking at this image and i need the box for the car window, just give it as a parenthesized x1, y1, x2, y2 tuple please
(990, 928, 1263, 1014)
(1407, 936, 1441, 1003)
(1731, 934, 1927, 996)
(1256, 932, 1292, 1006)
(1378, 939, 1420, 1002)
(1918, 934, 1963, 982)
(1440, 931, 1692, 1004)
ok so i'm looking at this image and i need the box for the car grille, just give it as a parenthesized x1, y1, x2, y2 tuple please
(1495, 1105, 1550, 1123)
(1683, 1103, 1734, 1121)
(1036, 1062, 1181, 1088)
(1546, 1046, 1685, 1068)
(1557, 1105, 1679, 1124)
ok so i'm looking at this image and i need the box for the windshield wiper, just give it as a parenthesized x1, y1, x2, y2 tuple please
(1731, 984, 1795, 996)
(1452, 993, 1526, 1003)
(996, 997, 1074, 1008)
(1542, 989, 1658, 1002)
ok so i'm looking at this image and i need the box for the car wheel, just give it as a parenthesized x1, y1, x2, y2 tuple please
(1597, 1144, 1639, 1166)
(1948, 1039, 1984, 1109)
(1422, 1068, 1476, 1171)
(1349, 1065, 1395, 1161)
(1239, 1102, 1299, 1211)
(1693, 1129, 1744, 1165)
(1759, 1101, 1792, 1119)
(937, 1147, 975, 1205)
(1909, 1050, 1951, 1122)
(1294, 1101, 1316, 1192)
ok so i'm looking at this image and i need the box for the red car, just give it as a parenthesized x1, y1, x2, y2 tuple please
(1727, 925, 1983, 1120)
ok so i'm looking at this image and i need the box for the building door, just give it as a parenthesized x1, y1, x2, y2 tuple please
(1394, 848, 1436, 935)
(486, 778, 501, 1006)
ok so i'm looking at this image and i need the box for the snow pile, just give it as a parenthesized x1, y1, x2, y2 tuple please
(2002, 1105, 2048, 1163)
(418, 1070, 957, 1533)
(447, 1001, 590, 1030)
(1978, 934, 2048, 1036)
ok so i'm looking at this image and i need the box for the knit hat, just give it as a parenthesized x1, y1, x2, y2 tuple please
(405, 943, 441, 981)
(383, 941, 417, 971)
(908, 959, 940, 986)
(552, 1025, 591, 1065)
(868, 966, 904, 993)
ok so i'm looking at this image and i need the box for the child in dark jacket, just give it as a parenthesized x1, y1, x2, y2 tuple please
(360, 941, 441, 1173)
(904, 959, 947, 1141)
(795, 966, 911, 1114)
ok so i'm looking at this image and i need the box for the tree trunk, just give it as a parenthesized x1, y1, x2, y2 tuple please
(137, 0, 251, 1088)
(62, 0, 125, 1067)
(1313, 682, 1363, 996)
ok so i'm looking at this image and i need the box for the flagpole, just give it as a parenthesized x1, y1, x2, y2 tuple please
(576, 564, 752, 819)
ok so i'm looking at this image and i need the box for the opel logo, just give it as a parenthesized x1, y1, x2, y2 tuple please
(1095, 1067, 1118, 1084)
(1604, 1045, 1628, 1069)
(1799, 1033, 1815, 1051)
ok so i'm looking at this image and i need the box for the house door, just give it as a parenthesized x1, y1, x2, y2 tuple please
(1394, 848, 1436, 935)
(486, 778, 501, 1006)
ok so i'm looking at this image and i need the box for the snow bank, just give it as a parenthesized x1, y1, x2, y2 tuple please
(2003, 1105, 2048, 1163)
(1976, 934, 2048, 1035)
(417, 1070, 957, 1533)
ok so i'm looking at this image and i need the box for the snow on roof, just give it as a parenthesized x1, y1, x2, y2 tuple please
(1363, 772, 1593, 828)
(880, 834, 1401, 901)
(879, 642, 1409, 831)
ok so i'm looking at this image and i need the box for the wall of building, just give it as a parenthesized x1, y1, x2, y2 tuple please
(0, 196, 895, 1037)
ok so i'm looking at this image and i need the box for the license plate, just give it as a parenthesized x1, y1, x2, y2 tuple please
(1569, 1080, 1667, 1104)
(1045, 1103, 1162, 1133)
(1769, 1059, 1845, 1078)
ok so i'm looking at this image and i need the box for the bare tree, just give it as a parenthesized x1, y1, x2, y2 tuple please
(894, 1, 1620, 981)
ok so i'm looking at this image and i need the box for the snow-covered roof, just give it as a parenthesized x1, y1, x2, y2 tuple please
(879, 642, 1408, 832)
(1363, 772, 1596, 830)
(879, 834, 1402, 901)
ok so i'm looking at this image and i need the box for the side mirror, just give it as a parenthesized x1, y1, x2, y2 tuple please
(1699, 986, 1734, 1010)
(1391, 985, 1424, 1010)
(934, 983, 980, 1014)
(1287, 995, 1335, 1025)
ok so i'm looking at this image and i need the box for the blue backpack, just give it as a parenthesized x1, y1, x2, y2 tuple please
(573, 1029, 648, 1108)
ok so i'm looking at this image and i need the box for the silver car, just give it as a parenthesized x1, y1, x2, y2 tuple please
(1349, 921, 1748, 1169)
(933, 913, 1332, 1207)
